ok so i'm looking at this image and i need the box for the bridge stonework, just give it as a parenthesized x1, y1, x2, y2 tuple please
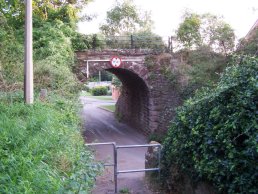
(76, 50, 182, 135)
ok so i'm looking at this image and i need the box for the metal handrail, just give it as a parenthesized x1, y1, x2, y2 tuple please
(85, 142, 161, 194)
(118, 168, 159, 174)
(116, 144, 161, 149)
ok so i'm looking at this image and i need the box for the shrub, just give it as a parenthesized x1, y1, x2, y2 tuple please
(91, 86, 108, 96)
(33, 21, 79, 92)
(179, 47, 228, 99)
(162, 56, 258, 193)
(0, 19, 79, 92)
(71, 33, 104, 51)
(0, 94, 101, 193)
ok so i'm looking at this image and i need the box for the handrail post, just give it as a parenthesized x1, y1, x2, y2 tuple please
(113, 143, 118, 193)
(158, 145, 161, 179)
(85, 142, 161, 193)
(86, 60, 89, 78)
(131, 35, 134, 49)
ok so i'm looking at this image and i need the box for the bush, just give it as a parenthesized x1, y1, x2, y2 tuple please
(71, 33, 104, 51)
(0, 94, 101, 193)
(0, 19, 79, 92)
(33, 21, 79, 92)
(90, 86, 108, 96)
(179, 47, 227, 98)
(162, 56, 258, 193)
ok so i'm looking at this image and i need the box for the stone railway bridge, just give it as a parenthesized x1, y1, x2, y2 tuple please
(76, 50, 182, 135)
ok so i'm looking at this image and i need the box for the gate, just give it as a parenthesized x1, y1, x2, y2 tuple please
(85, 142, 161, 193)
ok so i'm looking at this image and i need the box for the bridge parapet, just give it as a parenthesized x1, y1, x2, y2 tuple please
(76, 49, 159, 59)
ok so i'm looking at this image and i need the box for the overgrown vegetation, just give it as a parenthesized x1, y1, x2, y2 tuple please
(0, 18, 82, 92)
(1, 0, 257, 193)
(0, 0, 102, 192)
(0, 0, 95, 91)
(177, 47, 229, 99)
(176, 12, 235, 54)
(170, 12, 236, 99)
(0, 93, 101, 193)
(162, 56, 258, 193)
(72, 33, 105, 51)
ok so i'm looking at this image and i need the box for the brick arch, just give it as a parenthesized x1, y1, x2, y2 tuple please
(107, 68, 150, 134)
(76, 50, 182, 135)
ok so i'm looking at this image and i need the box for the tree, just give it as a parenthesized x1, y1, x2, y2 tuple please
(139, 10, 154, 32)
(0, 0, 92, 92)
(176, 12, 202, 49)
(99, 0, 165, 50)
(100, 0, 153, 36)
(200, 13, 235, 54)
(0, 0, 92, 28)
(176, 12, 235, 54)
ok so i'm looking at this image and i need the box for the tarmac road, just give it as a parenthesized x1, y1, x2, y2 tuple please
(80, 96, 155, 194)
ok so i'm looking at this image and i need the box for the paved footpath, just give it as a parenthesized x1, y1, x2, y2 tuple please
(80, 96, 157, 194)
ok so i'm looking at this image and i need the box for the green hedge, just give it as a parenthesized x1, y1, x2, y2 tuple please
(162, 56, 258, 193)
(0, 94, 100, 193)
(91, 86, 108, 96)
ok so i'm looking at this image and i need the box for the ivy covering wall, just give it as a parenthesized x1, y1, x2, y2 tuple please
(162, 56, 258, 193)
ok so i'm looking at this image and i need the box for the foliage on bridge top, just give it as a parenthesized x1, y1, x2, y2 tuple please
(72, 34, 167, 52)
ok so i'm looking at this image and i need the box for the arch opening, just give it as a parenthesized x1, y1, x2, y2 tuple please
(107, 68, 150, 134)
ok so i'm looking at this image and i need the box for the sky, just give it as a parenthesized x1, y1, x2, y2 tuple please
(78, 0, 258, 40)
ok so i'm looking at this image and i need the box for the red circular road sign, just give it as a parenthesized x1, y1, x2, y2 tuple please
(110, 56, 122, 68)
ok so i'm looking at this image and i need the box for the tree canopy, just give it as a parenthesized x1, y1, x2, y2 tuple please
(176, 12, 202, 49)
(176, 12, 235, 54)
(0, 0, 92, 92)
(99, 0, 164, 50)
(0, 0, 92, 28)
(100, 0, 153, 36)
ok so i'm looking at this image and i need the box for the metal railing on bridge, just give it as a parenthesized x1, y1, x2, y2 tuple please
(77, 34, 175, 53)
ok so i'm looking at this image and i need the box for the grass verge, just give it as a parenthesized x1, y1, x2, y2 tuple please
(99, 105, 116, 112)
(89, 95, 113, 101)
(81, 91, 113, 101)
(0, 92, 101, 193)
